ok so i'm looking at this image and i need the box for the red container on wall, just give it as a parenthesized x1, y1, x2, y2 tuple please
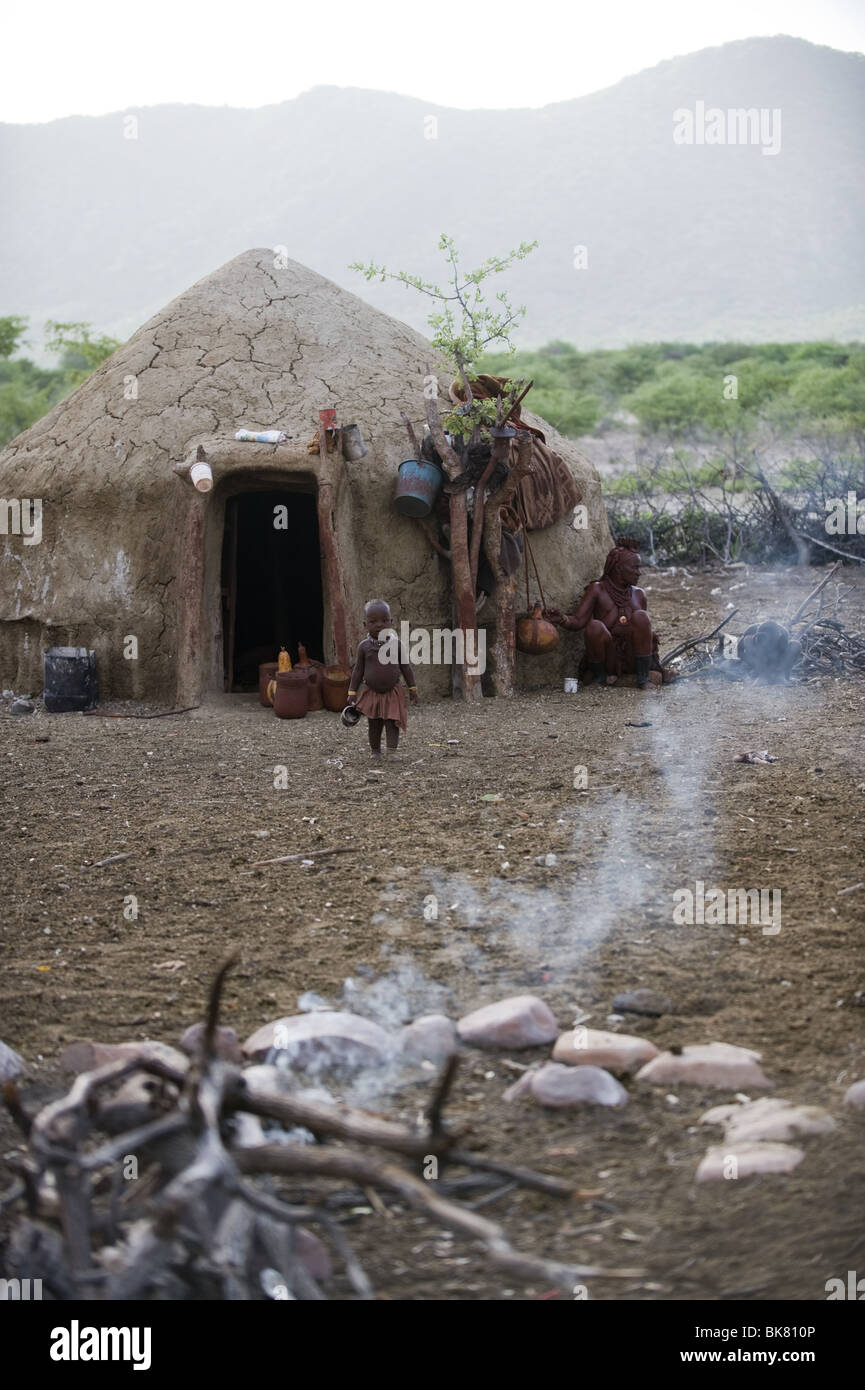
(273, 669, 309, 719)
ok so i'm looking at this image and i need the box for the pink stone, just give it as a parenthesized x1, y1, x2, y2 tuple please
(297, 1227, 331, 1281)
(696, 1142, 804, 1182)
(0, 1039, 25, 1081)
(636, 1042, 770, 1090)
(400, 1015, 458, 1063)
(180, 1022, 243, 1063)
(506, 1062, 628, 1108)
(61, 1040, 189, 1074)
(553, 1027, 658, 1074)
(843, 1079, 865, 1108)
(457, 995, 558, 1049)
(701, 1097, 834, 1144)
(502, 1071, 536, 1103)
(97, 1074, 166, 1133)
(242, 1012, 395, 1069)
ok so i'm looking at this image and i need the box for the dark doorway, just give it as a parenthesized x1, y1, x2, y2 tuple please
(221, 489, 324, 691)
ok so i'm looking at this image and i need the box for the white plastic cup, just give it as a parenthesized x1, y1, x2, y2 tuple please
(564, 677, 579, 693)
(190, 460, 213, 492)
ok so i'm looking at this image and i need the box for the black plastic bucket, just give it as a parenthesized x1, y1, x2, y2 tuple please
(43, 647, 98, 713)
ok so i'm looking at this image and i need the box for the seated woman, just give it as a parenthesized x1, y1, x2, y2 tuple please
(545, 537, 657, 688)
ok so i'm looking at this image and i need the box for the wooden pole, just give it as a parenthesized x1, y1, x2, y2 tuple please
(469, 436, 508, 592)
(425, 387, 482, 701)
(317, 417, 350, 670)
(483, 432, 534, 697)
(175, 494, 206, 707)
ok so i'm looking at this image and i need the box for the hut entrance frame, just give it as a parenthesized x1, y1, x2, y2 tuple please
(220, 482, 325, 691)
(177, 444, 355, 709)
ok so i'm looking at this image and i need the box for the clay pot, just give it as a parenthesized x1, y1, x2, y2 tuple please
(259, 661, 278, 706)
(306, 665, 324, 712)
(272, 669, 309, 719)
(516, 602, 559, 655)
(322, 666, 351, 712)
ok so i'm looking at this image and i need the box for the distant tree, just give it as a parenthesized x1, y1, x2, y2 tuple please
(625, 370, 728, 434)
(44, 321, 120, 386)
(0, 315, 28, 359)
(0, 317, 121, 448)
(787, 364, 865, 430)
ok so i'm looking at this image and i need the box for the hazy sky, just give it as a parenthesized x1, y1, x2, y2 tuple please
(5, 0, 865, 123)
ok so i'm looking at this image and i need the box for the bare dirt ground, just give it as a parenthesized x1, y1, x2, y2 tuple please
(2, 564, 865, 1301)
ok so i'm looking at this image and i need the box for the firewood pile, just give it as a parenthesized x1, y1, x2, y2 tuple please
(668, 563, 865, 681)
(1, 961, 630, 1301)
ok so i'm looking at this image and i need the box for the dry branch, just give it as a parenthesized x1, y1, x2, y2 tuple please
(661, 610, 738, 666)
(788, 561, 841, 624)
(1, 963, 605, 1301)
(236, 1146, 641, 1287)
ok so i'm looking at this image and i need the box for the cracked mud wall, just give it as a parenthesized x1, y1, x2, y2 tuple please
(0, 249, 610, 701)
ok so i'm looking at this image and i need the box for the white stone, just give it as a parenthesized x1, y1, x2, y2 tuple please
(502, 1070, 535, 1103)
(232, 1112, 268, 1147)
(180, 1022, 242, 1063)
(96, 1074, 162, 1133)
(505, 1062, 628, 1108)
(400, 1015, 458, 1063)
(457, 995, 558, 1049)
(636, 1042, 770, 1090)
(701, 1097, 835, 1144)
(296, 1227, 331, 1281)
(240, 1063, 286, 1092)
(0, 1039, 25, 1081)
(553, 1027, 658, 1074)
(696, 1142, 804, 1182)
(243, 1012, 395, 1069)
(61, 1039, 189, 1074)
(843, 1079, 865, 1108)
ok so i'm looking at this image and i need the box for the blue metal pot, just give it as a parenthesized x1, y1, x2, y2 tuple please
(394, 459, 443, 517)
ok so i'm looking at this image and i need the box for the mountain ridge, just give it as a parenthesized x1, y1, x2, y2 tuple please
(2, 35, 863, 349)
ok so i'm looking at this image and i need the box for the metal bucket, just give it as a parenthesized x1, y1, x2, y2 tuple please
(341, 424, 367, 461)
(394, 459, 442, 518)
(43, 646, 98, 713)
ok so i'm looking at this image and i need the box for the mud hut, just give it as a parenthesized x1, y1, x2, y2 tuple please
(0, 250, 611, 704)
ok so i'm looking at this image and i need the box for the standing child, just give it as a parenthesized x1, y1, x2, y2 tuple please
(347, 600, 418, 758)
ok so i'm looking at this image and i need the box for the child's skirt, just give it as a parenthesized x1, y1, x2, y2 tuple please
(356, 684, 408, 730)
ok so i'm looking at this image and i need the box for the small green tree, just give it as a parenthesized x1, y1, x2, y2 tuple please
(351, 235, 538, 702)
(352, 234, 537, 433)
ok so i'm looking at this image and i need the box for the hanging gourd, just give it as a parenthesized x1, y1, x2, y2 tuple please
(514, 500, 559, 655)
(278, 647, 292, 672)
(516, 600, 559, 655)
